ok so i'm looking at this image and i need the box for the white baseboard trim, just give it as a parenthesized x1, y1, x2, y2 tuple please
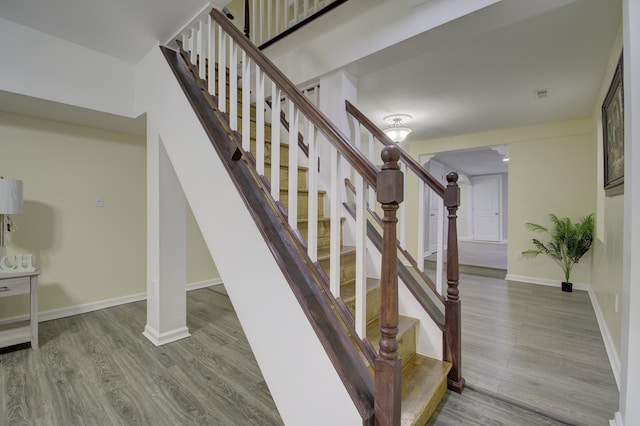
(588, 288, 621, 390)
(505, 274, 590, 291)
(142, 325, 191, 346)
(186, 278, 223, 291)
(610, 411, 623, 426)
(0, 278, 223, 326)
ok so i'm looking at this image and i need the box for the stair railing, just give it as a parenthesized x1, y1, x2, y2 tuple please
(346, 101, 464, 393)
(177, 7, 409, 424)
(243, 0, 349, 48)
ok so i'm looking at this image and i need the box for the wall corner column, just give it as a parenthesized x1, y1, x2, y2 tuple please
(144, 130, 189, 346)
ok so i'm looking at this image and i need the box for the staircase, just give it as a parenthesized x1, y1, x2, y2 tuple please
(243, 100, 452, 425)
(159, 7, 464, 425)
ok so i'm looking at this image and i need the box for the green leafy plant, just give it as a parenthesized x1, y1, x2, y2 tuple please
(522, 213, 595, 283)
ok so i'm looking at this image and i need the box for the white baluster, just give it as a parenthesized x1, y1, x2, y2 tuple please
(267, 0, 273, 40)
(355, 173, 367, 339)
(259, 0, 265, 45)
(256, 67, 266, 175)
(218, 26, 227, 113)
(275, 0, 281, 38)
(284, 0, 290, 28)
(417, 180, 425, 272)
(330, 146, 341, 297)
(207, 15, 215, 96)
(307, 121, 318, 262)
(293, 0, 299, 25)
(271, 84, 282, 200)
(252, 0, 257, 44)
(436, 199, 445, 295)
(288, 101, 299, 228)
(229, 40, 238, 131)
(399, 161, 407, 247)
(190, 27, 197, 64)
(198, 19, 205, 80)
(181, 32, 189, 54)
(242, 52, 251, 151)
(368, 133, 376, 209)
(303, 0, 309, 18)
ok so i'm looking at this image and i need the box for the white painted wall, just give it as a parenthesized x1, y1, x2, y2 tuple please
(0, 17, 135, 118)
(137, 46, 361, 425)
(619, 1, 640, 424)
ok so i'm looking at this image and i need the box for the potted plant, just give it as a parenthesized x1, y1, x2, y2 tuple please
(522, 213, 594, 292)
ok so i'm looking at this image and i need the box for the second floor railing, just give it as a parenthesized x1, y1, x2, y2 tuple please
(242, 0, 349, 48)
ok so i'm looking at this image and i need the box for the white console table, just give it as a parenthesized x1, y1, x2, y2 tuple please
(0, 270, 40, 350)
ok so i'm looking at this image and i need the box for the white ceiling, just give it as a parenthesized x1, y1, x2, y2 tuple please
(0, 0, 622, 173)
(351, 0, 620, 142)
(0, 0, 211, 64)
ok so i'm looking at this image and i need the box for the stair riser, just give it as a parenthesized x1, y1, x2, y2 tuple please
(298, 219, 343, 250)
(264, 164, 307, 191)
(251, 141, 291, 166)
(280, 191, 325, 219)
(344, 285, 381, 325)
(319, 250, 355, 283)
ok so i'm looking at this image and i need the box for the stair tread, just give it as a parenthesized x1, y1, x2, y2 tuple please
(317, 245, 355, 261)
(340, 277, 380, 300)
(401, 355, 452, 426)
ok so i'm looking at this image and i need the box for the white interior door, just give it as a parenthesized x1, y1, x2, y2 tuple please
(472, 175, 501, 242)
(426, 161, 445, 254)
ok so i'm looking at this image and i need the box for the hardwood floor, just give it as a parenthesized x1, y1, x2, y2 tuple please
(457, 274, 619, 425)
(0, 278, 619, 425)
(0, 286, 283, 426)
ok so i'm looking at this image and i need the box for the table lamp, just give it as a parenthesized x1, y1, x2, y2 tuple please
(0, 177, 23, 259)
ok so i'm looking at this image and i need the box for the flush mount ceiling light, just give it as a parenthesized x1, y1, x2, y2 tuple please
(383, 114, 413, 143)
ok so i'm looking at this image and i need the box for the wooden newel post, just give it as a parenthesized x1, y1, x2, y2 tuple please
(374, 145, 403, 426)
(444, 172, 465, 393)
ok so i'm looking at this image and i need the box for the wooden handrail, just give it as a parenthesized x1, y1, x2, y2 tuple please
(345, 100, 445, 197)
(211, 8, 378, 188)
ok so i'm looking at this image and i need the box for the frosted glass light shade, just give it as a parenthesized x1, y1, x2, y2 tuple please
(0, 179, 23, 214)
(384, 127, 412, 143)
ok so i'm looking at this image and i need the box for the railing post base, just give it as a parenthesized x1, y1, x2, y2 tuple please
(374, 357, 402, 426)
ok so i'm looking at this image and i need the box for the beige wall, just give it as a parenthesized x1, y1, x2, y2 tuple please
(591, 27, 624, 358)
(0, 111, 218, 320)
(408, 118, 596, 284)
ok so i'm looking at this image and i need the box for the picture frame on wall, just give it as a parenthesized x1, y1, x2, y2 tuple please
(602, 53, 624, 196)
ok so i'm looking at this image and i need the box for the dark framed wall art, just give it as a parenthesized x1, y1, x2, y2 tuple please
(602, 53, 624, 196)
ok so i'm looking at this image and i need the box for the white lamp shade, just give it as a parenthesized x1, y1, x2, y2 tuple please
(0, 179, 23, 214)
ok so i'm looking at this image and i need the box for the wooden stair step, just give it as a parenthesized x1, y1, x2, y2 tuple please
(318, 246, 355, 283)
(340, 277, 381, 325)
(264, 162, 308, 191)
(280, 188, 326, 219)
(250, 139, 291, 166)
(367, 315, 419, 371)
(297, 217, 344, 250)
(400, 356, 451, 426)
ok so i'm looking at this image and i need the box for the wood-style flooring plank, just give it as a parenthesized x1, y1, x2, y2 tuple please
(0, 286, 283, 426)
(457, 274, 619, 425)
